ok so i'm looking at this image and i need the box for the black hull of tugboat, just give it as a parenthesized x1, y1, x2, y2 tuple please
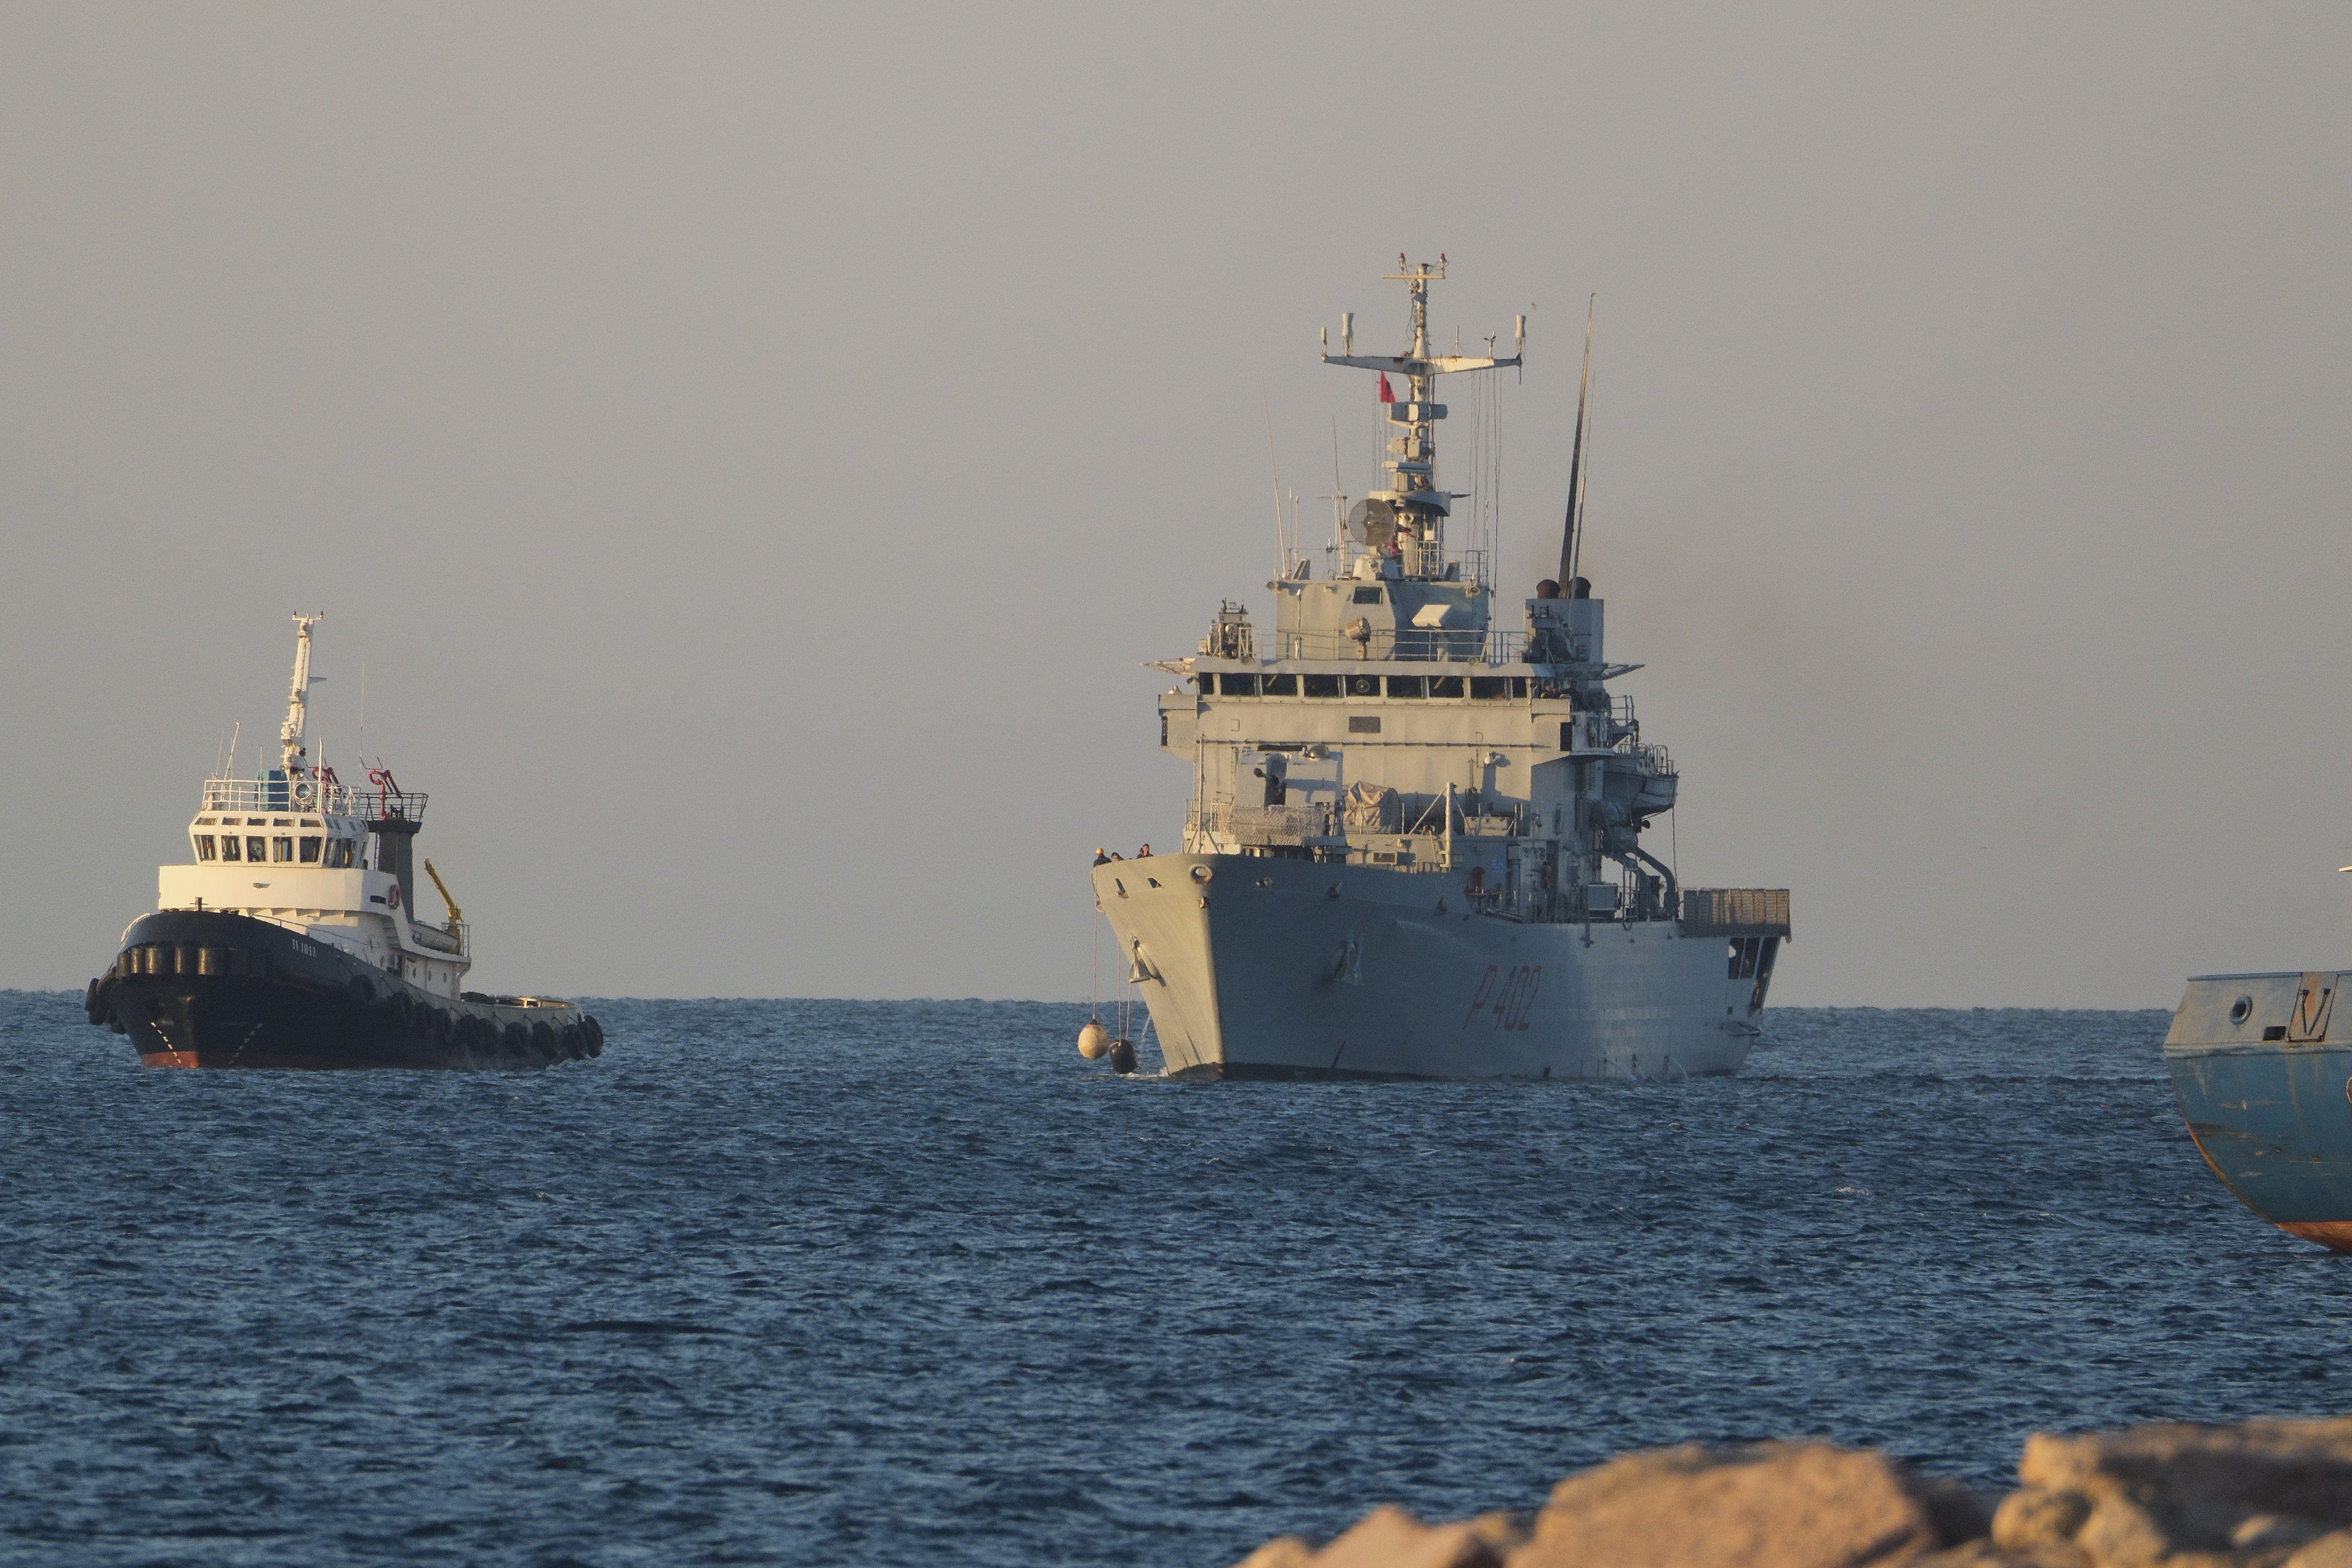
(86, 910, 603, 1071)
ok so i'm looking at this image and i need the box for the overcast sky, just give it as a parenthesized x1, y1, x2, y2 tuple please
(4, 4, 2347, 1006)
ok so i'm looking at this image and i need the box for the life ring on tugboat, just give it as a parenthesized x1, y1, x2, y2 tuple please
(387, 883, 401, 910)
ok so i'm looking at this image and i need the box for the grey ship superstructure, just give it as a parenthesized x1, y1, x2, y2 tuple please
(1091, 259, 1789, 1080)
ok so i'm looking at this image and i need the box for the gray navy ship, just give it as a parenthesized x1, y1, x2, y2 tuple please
(1090, 258, 1790, 1081)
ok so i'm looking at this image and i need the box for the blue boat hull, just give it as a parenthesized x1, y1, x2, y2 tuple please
(2167, 971, 2352, 1251)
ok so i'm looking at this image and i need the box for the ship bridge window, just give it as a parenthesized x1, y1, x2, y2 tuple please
(1470, 677, 1528, 700)
(1346, 674, 1379, 697)
(1304, 675, 1341, 698)
(245, 818, 267, 826)
(1352, 587, 1384, 604)
(220, 836, 242, 862)
(195, 835, 217, 861)
(245, 836, 267, 862)
(1219, 673, 1259, 696)
(196, 817, 217, 826)
(1386, 676, 1426, 698)
(326, 837, 357, 869)
(272, 837, 295, 863)
(299, 836, 323, 864)
(1263, 673, 1297, 696)
(1429, 675, 1463, 698)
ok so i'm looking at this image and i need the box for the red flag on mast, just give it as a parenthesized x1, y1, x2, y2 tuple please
(1377, 373, 1395, 404)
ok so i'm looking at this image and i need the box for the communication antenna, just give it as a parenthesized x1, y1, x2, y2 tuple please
(224, 721, 239, 779)
(1319, 417, 1349, 569)
(1263, 384, 1287, 574)
(1557, 294, 1595, 588)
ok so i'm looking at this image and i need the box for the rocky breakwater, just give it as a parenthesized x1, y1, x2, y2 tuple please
(1231, 1419, 2352, 1568)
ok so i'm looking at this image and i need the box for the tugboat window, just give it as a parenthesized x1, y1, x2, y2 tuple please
(1347, 674, 1379, 696)
(1352, 587, 1384, 604)
(246, 836, 267, 862)
(221, 836, 242, 862)
(1263, 673, 1297, 696)
(272, 837, 294, 862)
(1386, 676, 1426, 698)
(195, 835, 216, 861)
(1220, 673, 1258, 696)
(299, 837, 323, 864)
(1303, 675, 1341, 698)
(1470, 677, 1507, 699)
(1429, 675, 1463, 698)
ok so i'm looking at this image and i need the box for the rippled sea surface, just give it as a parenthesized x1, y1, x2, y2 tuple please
(7, 995, 2351, 1566)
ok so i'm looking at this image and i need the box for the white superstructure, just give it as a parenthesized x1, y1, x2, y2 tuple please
(161, 614, 471, 999)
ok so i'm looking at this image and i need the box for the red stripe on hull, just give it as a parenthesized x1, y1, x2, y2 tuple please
(139, 1050, 382, 1070)
(2278, 1222, 2352, 1253)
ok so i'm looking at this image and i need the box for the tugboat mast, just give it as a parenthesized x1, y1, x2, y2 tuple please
(279, 612, 324, 777)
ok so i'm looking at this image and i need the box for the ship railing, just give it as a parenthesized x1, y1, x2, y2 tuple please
(1621, 741, 1674, 775)
(1193, 803, 1346, 847)
(199, 774, 428, 822)
(1270, 628, 1527, 665)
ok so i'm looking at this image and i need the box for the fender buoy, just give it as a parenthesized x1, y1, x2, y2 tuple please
(531, 1021, 556, 1057)
(581, 1016, 605, 1056)
(560, 1024, 585, 1060)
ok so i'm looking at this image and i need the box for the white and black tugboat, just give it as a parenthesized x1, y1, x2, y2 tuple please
(86, 614, 605, 1070)
(1089, 258, 1790, 1080)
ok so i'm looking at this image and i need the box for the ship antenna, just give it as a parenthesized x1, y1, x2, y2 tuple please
(1558, 294, 1594, 589)
(1263, 382, 1287, 574)
(1319, 417, 1348, 571)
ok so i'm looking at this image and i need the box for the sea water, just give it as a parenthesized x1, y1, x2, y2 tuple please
(4, 995, 2347, 1567)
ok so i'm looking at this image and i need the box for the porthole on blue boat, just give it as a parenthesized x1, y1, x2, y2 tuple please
(2231, 995, 2254, 1025)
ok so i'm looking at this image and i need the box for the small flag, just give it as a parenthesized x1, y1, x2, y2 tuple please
(1378, 373, 1395, 404)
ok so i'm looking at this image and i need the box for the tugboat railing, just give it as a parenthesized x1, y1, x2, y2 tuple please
(200, 775, 428, 821)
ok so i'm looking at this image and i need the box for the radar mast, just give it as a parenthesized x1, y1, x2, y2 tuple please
(1319, 255, 1524, 571)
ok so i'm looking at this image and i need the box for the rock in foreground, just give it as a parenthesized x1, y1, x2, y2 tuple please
(1231, 1420, 2352, 1568)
